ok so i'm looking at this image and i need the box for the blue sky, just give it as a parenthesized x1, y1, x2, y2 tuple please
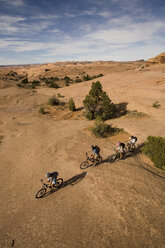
(0, 0, 165, 65)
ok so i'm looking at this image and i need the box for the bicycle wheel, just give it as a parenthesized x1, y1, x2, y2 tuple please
(80, 161, 89, 169)
(109, 154, 117, 163)
(95, 156, 103, 165)
(130, 144, 136, 152)
(54, 178, 63, 187)
(125, 144, 130, 153)
(35, 188, 46, 199)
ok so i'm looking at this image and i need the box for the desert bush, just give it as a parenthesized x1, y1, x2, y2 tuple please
(68, 98, 76, 111)
(21, 78, 28, 84)
(57, 93, 63, 98)
(91, 119, 123, 138)
(82, 74, 103, 81)
(49, 82, 59, 88)
(31, 80, 40, 86)
(83, 81, 115, 120)
(142, 136, 165, 170)
(91, 120, 112, 138)
(50, 76, 59, 81)
(38, 107, 45, 114)
(83, 74, 91, 81)
(27, 84, 35, 89)
(65, 80, 69, 86)
(47, 95, 60, 106)
(126, 110, 148, 118)
(61, 76, 72, 86)
(85, 112, 93, 120)
(16, 83, 24, 88)
(75, 78, 82, 83)
(152, 101, 161, 108)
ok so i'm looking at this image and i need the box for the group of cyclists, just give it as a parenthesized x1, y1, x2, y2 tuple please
(45, 135, 137, 189)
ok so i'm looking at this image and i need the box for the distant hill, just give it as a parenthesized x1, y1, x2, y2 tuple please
(147, 52, 165, 65)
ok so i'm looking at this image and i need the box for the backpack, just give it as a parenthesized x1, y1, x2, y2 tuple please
(95, 146, 100, 153)
(134, 137, 137, 142)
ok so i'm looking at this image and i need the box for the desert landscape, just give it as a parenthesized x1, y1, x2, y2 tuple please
(0, 53, 165, 248)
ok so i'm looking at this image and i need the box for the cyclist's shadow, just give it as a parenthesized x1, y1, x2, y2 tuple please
(123, 143, 144, 159)
(42, 172, 87, 198)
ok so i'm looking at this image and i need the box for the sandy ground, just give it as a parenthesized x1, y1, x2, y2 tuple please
(0, 62, 165, 248)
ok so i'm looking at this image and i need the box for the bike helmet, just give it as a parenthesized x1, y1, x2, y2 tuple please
(91, 145, 94, 150)
(117, 142, 121, 146)
(129, 136, 134, 139)
(45, 172, 51, 178)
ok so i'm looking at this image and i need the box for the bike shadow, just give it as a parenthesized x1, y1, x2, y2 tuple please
(123, 143, 144, 159)
(94, 158, 109, 166)
(42, 172, 87, 198)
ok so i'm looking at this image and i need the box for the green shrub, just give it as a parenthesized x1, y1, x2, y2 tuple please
(152, 101, 161, 108)
(91, 121, 112, 138)
(85, 112, 93, 120)
(65, 80, 69, 86)
(38, 107, 45, 114)
(83, 74, 91, 81)
(83, 81, 115, 120)
(47, 95, 60, 106)
(31, 80, 40, 86)
(68, 98, 76, 111)
(16, 83, 24, 88)
(142, 136, 165, 170)
(75, 78, 82, 83)
(49, 82, 59, 88)
(27, 84, 35, 89)
(126, 110, 148, 118)
(57, 93, 63, 97)
(21, 78, 28, 84)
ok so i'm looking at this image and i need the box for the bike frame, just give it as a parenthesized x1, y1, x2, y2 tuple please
(41, 179, 49, 189)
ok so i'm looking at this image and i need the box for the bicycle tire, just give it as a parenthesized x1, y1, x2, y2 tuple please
(125, 144, 130, 152)
(35, 188, 46, 199)
(54, 178, 63, 187)
(80, 161, 89, 169)
(109, 154, 117, 163)
(99, 156, 103, 162)
(95, 156, 103, 165)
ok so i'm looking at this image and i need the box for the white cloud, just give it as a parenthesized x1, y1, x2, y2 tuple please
(48, 29, 60, 33)
(86, 19, 165, 46)
(0, 15, 53, 35)
(31, 14, 60, 20)
(0, 39, 46, 52)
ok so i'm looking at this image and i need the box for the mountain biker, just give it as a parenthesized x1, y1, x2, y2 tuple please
(129, 135, 137, 149)
(116, 142, 125, 159)
(91, 145, 100, 161)
(45, 171, 58, 188)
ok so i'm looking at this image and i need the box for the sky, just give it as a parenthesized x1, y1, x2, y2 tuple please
(0, 0, 165, 65)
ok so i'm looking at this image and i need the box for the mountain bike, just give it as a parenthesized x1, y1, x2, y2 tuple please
(125, 142, 136, 152)
(109, 148, 125, 163)
(35, 178, 63, 199)
(80, 152, 103, 169)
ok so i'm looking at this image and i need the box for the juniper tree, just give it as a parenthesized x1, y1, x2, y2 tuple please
(83, 81, 115, 120)
(68, 98, 76, 111)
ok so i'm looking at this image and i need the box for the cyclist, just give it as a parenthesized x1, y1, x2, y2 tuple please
(90, 145, 101, 162)
(45, 171, 58, 188)
(129, 135, 137, 149)
(116, 142, 125, 159)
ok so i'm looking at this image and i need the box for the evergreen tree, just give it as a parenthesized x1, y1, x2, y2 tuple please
(68, 98, 76, 111)
(83, 81, 115, 120)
